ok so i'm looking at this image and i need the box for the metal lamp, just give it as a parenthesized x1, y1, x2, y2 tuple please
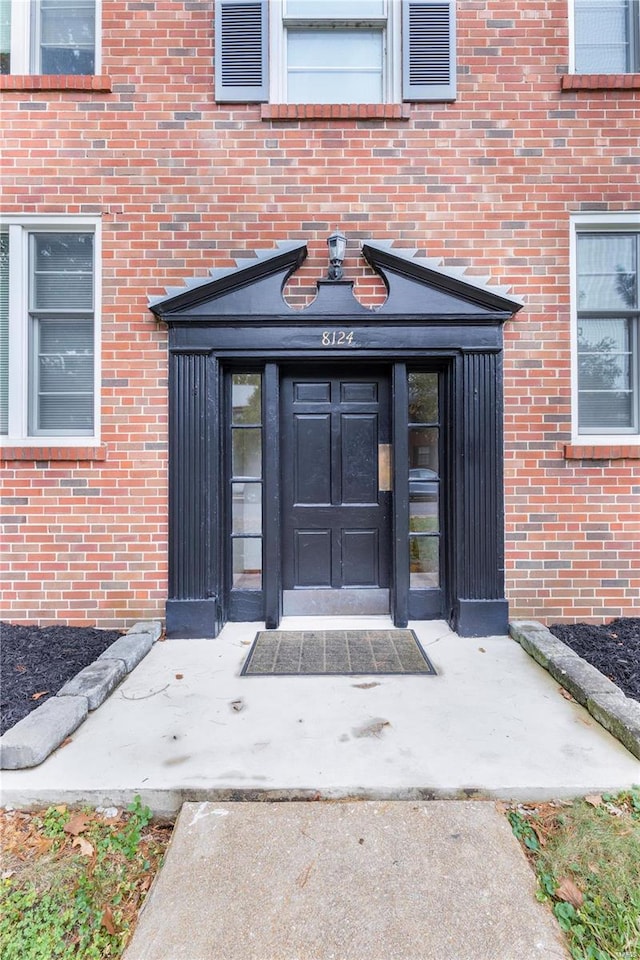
(327, 232, 347, 280)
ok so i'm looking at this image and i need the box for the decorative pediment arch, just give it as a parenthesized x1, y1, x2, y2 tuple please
(148, 240, 524, 322)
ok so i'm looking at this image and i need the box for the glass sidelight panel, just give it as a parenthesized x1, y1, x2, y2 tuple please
(232, 373, 261, 424)
(409, 535, 439, 589)
(232, 538, 262, 589)
(407, 372, 440, 589)
(409, 372, 438, 423)
(232, 428, 262, 477)
(232, 482, 262, 534)
(230, 373, 262, 590)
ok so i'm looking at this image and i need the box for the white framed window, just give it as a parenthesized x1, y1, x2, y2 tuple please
(0, 0, 100, 76)
(0, 216, 101, 445)
(215, 0, 456, 104)
(570, 213, 640, 442)
(569, 0, 640, 73)
(270, 0, 399, 104)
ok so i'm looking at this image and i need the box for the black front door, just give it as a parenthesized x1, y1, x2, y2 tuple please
(281, 370, 391, 615)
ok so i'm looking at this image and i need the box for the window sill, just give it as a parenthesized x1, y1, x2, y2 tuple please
(561, 73, 640, 91)
(261, 103, 410, 121)
(0, 445, 107, 462)
(0, 75, 112, 92)
(564, 443, 640, 460)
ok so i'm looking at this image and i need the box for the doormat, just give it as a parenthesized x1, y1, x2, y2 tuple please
(241, 630, 437, 677)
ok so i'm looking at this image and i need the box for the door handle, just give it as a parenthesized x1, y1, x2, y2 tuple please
(378, 444, 392, 491)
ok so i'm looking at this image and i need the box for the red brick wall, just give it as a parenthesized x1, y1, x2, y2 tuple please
(1, 0, 638, 626)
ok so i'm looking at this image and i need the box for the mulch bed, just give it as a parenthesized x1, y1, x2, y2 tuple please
(550, 618, 640, 703)
(0, 623, 123, 736)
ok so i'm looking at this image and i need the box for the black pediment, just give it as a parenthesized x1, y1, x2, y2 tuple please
(148, 239, 524, 322)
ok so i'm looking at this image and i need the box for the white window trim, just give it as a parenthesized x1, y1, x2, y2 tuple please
(5, 0, 101, 75)
(568, 0, 577, 73)
(268, 0, 400, 103)
(0, 214, 101, 447)
(570, 211, 640, 444)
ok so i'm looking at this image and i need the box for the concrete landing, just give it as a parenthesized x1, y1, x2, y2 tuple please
(124, 800, 568, 960)
(2, 619, 638, 815)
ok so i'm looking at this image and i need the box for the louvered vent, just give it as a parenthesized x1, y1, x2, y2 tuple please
(219, 2, 264, 89)
(408, 3, 451, 86)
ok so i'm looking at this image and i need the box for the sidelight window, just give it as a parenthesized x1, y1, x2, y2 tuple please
(408, 372, 440, 589)
(230, 373, 263, 590)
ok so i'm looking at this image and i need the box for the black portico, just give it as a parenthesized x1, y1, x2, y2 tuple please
(149, 240, 523, 639)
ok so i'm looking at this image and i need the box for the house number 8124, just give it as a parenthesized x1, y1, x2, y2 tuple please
(321, 331, 355, 346)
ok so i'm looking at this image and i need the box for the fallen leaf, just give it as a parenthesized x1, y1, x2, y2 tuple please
(64, 813, 92, 836)
(352, 719, 390, 738)
(478, 647, 486, 653)
(101, 905, 116, 935)
(175, 673, 183, 680)
(494, 801, 508, 815)
(559, 687, 575, 701)
(556, 877, 583, 909)
(15, 664, 26, 673)
(352, 682, 380, 689)
(530, 823, 546, 847)
(230, 699, 245, 712)
(72, 836, 95, 857)
(584, 794, 603, 807)
(31, 691, 49, 701)
(58, 737, 73, 750)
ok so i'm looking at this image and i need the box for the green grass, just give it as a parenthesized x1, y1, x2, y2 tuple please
(507, 788, 640, 960)
(0, 797, 171, 960)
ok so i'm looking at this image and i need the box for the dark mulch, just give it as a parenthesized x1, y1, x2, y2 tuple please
(0, 622, 123, 736)
(550, 618, 640, 703)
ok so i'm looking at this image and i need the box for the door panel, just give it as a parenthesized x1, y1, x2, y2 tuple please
(295, 529, 331, 586)
(341, 415, 378, 502)
(294, 415, 331, 504)
(282, 370, 390, 613)
(342, 529, 379, 586)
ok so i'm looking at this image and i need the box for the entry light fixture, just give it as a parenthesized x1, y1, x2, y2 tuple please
(327, 231, 347, 280)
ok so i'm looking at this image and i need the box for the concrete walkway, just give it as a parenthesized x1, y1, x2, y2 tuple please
(2, 618, 638, 815)
(124, 800, 569, 960)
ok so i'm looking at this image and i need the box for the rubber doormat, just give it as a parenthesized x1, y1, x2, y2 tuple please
(240, 630, 437, 676)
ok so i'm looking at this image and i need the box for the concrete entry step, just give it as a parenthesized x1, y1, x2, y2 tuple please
(124, 801, 568, 960)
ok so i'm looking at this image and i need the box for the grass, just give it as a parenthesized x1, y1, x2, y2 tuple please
(0, 797, 173, 959)
(507, 787, 640, 960)
(3, 791, 638, 958)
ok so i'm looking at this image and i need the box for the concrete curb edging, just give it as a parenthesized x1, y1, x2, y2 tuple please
(510, 620, 640, 761)
(0, 621, 163, 770)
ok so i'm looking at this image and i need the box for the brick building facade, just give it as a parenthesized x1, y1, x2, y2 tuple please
(1, 0, 638, 633)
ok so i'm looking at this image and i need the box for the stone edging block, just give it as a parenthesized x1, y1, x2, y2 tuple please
(0, 620, 163, 770)
(97, 631, 154, 672)
(0, 695, 88, 770)
(510, 620, 640, 761)
(58, 659, 127, 710)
